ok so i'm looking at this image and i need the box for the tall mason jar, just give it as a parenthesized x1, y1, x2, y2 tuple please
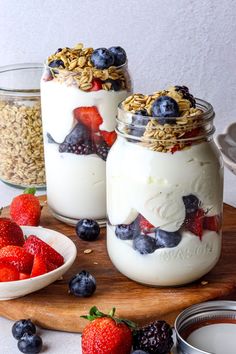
(0, 64, 45, 188)
(41, 45, 132, 225)
(107, 98, 223, 286)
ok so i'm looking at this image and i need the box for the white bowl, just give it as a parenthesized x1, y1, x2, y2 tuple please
(215, 123, 236, 175)
(0, 226, 77, 300)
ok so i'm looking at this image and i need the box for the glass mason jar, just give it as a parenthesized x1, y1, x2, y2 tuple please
(0, 63, 45, 188)
(107, 98, 223, 286)
(41, 60, 132, 225)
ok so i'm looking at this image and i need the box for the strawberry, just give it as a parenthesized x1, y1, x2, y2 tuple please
(31, 254, 47, 278)
(0, 246, 33, 273)
(100, 130, 117, 146)
(10, 188, 41, 226)
(0, 262, 19, 282)
(170, 144, 181, 154)
(182, 127, 201, 139)
(74, 107, 103, 132)
(81, 306, 135, 354)
(203, 215, 221, 233)
(19, 272, 30, 280)
(139, 215, 155, 234)
(89, 79, 102, 91)
(184, 209, 204, 239)
(46, 261, 59, 272)
(23, 235, 64, 267)
(0, 217, 24, 249)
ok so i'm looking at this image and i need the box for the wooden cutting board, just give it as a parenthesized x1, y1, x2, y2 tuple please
(0, 201, 236, 333)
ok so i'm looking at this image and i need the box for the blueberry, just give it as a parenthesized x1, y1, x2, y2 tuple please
(18, 333, 42, 354)
(69, 270, 96, 297)
(151, 96, 179, 125)
(104, 78, 121, 91)
(55, 48, 62, 54)
(90, 48, 114, 69)
(183, 194, 199, 214)
(155, 229, 182, 248)
(115, 220, 140, 240)
(108, 46, 127, 66)
(48, 59, 65, 68)
(12, 319, 36, 340)
(63, 122, 90, 145)
(76, 219, 100, 241)
(132, 351, 149, 354)
(130, 109, 150, 137)
(47, 132, 57, 144)
(133, 235, 157, 254)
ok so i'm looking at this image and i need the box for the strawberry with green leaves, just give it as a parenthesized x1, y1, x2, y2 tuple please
(81, 306, 135, 354)
(10, 188, 41, 226)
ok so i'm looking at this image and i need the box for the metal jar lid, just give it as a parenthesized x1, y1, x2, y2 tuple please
(174, 300, 236, 354)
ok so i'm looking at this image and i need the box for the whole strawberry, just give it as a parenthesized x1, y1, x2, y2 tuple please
(10, 188, 41, 226)
(81, 306, 135, 354)
(0, 217, 24, 249)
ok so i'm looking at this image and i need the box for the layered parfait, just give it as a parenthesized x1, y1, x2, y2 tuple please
(41, 43, 131, 224)
(107, 86, 223, 286)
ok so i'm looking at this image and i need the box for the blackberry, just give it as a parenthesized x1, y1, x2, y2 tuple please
(175, 85, 196, 108)
(96, 141, 110, 161)
(59, 141, 93, 155)
(133, 320, 173, 354)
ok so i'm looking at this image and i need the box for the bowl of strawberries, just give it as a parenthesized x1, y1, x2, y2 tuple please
(0, 218, 77, 300)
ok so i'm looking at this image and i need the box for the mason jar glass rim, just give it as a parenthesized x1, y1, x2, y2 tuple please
(0, 63, 43, 96)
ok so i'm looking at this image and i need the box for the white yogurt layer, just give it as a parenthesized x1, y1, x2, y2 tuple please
(107, 137, 223, 231)
(107, 225, 221, 286)
(41, 79, 128, 143)
(40, 79, 128, 220)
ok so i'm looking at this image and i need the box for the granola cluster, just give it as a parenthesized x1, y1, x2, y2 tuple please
(44, 43, 130, 92)
(121, 86, 205, 153)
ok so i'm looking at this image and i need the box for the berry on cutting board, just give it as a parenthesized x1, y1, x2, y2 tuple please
(23, 235, 64, 268)
(151, 96, 179, 124)
(0, 217, 24, 249)
(69, 271, 96, 297)
(76, 219, 100, 241)
(0, 246, 34, 273)
(90, 48, 115, 69)
(108, 46, 127, 66)
(18, 332, 43, 354)
(0, 262, 19, 282)
(74, 106, 103, 132)
(10, 188, 41, 226)
(132, 351, 149, 354)
(133, 320, 173, 354)
(12, 319, 36, 340)
(81, 306, 135, 354)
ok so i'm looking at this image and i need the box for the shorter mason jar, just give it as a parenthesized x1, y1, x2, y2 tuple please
(0, 64, 45, 188)
(107, 99, 223, 286)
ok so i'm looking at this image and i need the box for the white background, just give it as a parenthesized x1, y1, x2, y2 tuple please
(0, 1, 235, 352)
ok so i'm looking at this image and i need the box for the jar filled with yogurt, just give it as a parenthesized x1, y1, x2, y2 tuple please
(107, 86, 223, 286)
(41, 44, 131, 225)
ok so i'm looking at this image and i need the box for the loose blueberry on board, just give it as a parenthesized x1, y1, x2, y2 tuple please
(155, 229, 182, 248)
(104, 78, 121, 91)
(12, 319, 36, 340)
(48, 59, 65, 68)
(183, 194, 200, 214)
(108, 46, 127, 66)
(133, 235, 157, 254)
(17, 333, 43, 354)
(90, 48, 114, 69)
(130, 109, 150, 137)
(115, 220, 140, 240)
(76, 219, 100, 241)
(151, 96, 179, 125)
(69, 271, 96, 297)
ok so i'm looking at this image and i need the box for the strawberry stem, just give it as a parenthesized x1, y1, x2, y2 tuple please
(23, 187, 36, 195)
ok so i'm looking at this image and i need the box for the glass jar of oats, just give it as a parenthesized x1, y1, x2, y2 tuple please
(0, 64, 45, 188)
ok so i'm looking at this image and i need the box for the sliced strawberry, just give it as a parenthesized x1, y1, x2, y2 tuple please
(31, 254, 47, 278)
(203, 215, 221, 233)
(89, 79, 102, 91)
(182, 128, 201, 139)
(139, 215, 155, 234)
(0, 245, 34, 273)
(170, 144, 181, 154)
(73, 107, 103, 132)
(23, 235, 64, 267)
(0, 262, 19, 282)
(19, 272, 30, 280)
(184, 209, 204, 239)
(46, 261, 59, 272)
(100, 131, 117, 146)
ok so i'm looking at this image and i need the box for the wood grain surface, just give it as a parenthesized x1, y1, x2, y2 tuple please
(0, 201, 236, 333)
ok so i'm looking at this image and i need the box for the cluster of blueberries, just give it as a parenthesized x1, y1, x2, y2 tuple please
(12, 319, 42, 354)
(114, 194, 200, 255)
